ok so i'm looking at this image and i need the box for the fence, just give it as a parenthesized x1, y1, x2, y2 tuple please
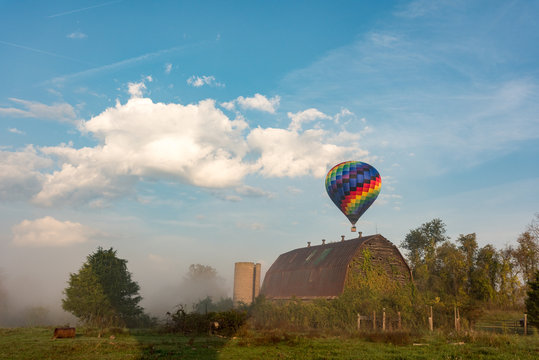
(357, 308, 533, 335)
(474, 318, 530, 335)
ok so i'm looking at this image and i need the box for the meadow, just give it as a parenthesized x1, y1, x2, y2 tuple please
(0, 327, 537, 360)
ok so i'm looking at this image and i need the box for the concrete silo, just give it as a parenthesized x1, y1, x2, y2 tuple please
(233, 262, 261, 306)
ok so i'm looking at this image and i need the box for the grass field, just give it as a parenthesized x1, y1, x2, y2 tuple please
(0, 327, 537, 360)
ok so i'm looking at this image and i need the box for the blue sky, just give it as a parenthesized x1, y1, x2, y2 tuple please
(0, 0, 538, 320)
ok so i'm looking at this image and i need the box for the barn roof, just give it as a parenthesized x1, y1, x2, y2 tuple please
(261, 234, 385, 300)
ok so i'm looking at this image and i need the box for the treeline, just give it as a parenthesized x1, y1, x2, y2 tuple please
(401, 216, 539, 311)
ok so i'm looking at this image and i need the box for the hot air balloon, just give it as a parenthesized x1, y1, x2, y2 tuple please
(325, 161, 381, 232)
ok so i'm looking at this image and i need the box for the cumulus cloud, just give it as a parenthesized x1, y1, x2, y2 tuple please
(186, 75, 224, 88)
(236, 94, 280, 113)
(0, 98, 77, 124)
(164, 63, 172, 74)
(128, 82, 146, 98)
(34, 97, 251, 205)
(12, 216, 91, 247)
(248, 127, 368, 178)
(0, 91, 368, 206)
(288, 108, 331, 131)
(0, 145, 52, 201)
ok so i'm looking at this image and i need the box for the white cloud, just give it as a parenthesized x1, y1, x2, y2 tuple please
(8, 128, 24, 135)
(235, 94, 280, 113)
(0, 145, 52, 201)
(220, 101, 235, 111)
(34, 97, 251, 205)
(287, 108, 331, 131)
(0, 98, 77, 124)
(235, 185, 274, 198)
(0, 92, 367, 206)
(334, 108, 354, 123)
(164, 63, 172, 74)
(128, 81, 146, 98)
(369, 32, 399, 47)
(248, 127, 368, 178)
(186, 75, 224, 88)
(66, 31, 87, 39)
(12, 216, 91, 247)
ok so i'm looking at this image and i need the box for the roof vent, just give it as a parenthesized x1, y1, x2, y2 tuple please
(322, 239, 326, 245)
(358, 231, 363, 238)
(341, 235, 345, 242)
(307, 241, 311, 247)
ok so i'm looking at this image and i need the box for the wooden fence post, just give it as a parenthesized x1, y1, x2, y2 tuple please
(382, 308, 386, 331)
(373, 311, 376, 331)
(398, 311, 402, 330)
(524, 313, 527, 336)
(357, 313, 361, 331)
(429, 306, 433, 332)
(454, 305, 457, 331)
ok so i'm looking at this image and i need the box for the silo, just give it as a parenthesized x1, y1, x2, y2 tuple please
(253, 263, 261, 299)
(233, 262, 261, 306)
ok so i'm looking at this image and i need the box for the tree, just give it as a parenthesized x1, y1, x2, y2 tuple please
(401, 218, 449, 292)
(470, 244, 500, 302)
(177, 264, 228, 308)
(514, 231, 539, 285)
(62, 247, 145, 328)
(525, 271, 539, 327)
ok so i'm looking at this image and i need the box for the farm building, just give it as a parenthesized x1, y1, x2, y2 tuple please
(260, 234, 412, 300)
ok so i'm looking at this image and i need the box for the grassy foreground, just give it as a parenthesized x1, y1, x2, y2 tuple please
(0, 327, 538, 360)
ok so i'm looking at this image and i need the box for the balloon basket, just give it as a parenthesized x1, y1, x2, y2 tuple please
(351, 226, 356, 232)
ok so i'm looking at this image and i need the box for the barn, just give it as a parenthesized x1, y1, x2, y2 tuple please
(260, 234, 412, 300)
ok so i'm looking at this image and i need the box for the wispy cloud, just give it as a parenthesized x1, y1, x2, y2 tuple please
(0, 98, 78, 124)
(48, 0, 123, 18)
(8, 128, 25, 135)
(47, 43, 202, 85)
(66, 31, 87, 39)
(186, 75, 224, 88)
(0, 40, 90, 65)
(164, 63, 173, 74)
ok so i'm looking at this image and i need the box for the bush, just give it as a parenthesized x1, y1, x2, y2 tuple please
(165, 305, 248, 336)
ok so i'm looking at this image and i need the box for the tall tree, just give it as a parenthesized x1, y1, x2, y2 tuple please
(437, 241, 467, 301)
(63, 247, 145, 327)
(457, 233, 478, 294)
(470, 244, 500, 302)
(401, 218, 449, 292)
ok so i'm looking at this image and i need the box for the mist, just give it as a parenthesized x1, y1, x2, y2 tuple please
(139, 264, 230, 317)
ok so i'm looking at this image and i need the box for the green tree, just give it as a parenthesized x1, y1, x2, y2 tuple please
(470, 244, 500, 302)
(62, 247, 145, 328)
(525, 271, 539, 327)
(401, 218, 448, 292)
(437, 241, 467, 301)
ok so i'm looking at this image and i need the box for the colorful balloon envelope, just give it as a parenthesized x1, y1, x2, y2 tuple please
(325, 161, 381, 231)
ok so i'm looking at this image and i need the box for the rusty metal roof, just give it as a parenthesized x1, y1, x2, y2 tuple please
(261, 235, 381, 300)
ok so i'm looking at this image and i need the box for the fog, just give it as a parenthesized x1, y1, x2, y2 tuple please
(0, 254, 233, 327)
